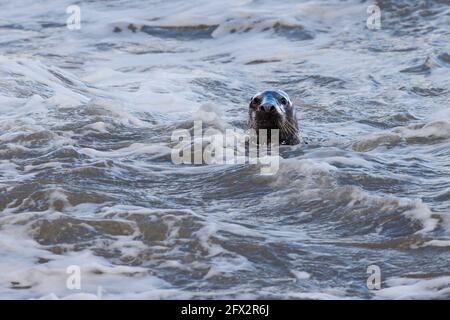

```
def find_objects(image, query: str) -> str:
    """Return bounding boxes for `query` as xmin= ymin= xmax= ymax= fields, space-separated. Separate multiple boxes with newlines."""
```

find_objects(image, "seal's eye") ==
xmin=252 ymin=97 xmax=261 ymax=105
xmin=279 ymin=97 xmax=288 ymax=105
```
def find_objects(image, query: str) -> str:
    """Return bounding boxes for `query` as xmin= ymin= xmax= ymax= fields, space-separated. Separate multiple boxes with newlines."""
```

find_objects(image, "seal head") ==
xmin=248 ymin=90 xmax=300 ymax=145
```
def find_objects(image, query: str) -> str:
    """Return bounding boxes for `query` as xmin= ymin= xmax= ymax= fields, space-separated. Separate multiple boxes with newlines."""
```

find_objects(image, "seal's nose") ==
xmin=259 ymin=93 xmax=278 ymax=113
xmin=259 ymin=104 xmax=276 ymax=112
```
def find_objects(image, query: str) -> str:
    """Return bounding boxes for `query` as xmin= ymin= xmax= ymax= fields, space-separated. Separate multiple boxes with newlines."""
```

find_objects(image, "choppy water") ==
xmin=0 ymin=0 xmax=449 ymax=299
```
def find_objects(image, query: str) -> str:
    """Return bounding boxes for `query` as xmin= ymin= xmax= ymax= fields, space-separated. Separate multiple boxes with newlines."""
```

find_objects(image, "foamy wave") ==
xmin=269 ymin=156 xmax=441 ymax=234
xmin=396 ymin=121 xmax=450 ymax=141
xmin=0 ymin=204 xmax=260 ymax=299
xmin=353 ymin=120 xmax=450 ymax=151
xmin=376 ymin=276 xmax=450 ymax=300
xmin=80 ymin=143 xmax=171 ymax=159
xmin=0 ymin=56 xmax=89 ymax=107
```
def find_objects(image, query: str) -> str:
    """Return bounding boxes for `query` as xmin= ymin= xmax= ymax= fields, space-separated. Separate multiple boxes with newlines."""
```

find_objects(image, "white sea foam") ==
xmin=269 ymin=156 xmax=442 ymax=234
xmin=396 ymin=121 xmax=450 ymax=140
xmin=80 ymin=143 xmax=171 ymax=159
xmin=376 ymin=276 xmax=450 ymax=300
xmin=354 ymin=120 xmax=450 ymax=151
xmin=290 ymin=270 xmax=311 ymax=280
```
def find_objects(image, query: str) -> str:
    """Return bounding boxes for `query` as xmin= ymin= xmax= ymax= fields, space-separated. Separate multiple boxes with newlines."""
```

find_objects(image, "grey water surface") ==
xmin=0 ymin=0 xmax=449 ymax=299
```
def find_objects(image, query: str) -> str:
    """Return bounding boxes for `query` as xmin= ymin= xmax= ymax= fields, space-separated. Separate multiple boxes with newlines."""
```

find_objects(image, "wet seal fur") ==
xmin=248 ymin=90 xmax=300 ymax=145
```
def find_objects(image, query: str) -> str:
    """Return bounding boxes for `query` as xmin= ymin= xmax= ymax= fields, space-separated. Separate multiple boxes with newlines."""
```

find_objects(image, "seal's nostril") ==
xmin=260 ymin=105 xmax=275 ymax=112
